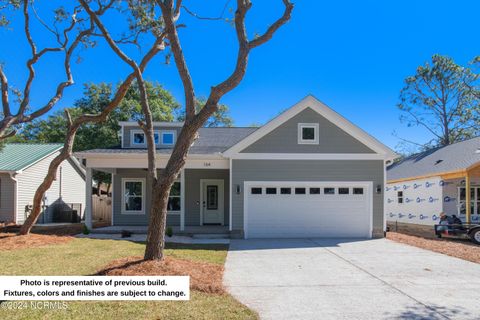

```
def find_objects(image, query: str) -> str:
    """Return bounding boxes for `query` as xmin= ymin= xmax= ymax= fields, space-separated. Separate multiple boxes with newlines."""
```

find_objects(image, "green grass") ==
xmin=0 ymin=238 xmax=257 ymax=320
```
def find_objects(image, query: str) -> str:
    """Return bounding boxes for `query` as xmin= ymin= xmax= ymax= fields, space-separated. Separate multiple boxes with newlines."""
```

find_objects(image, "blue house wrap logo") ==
xmin=403 ymin=184 xmax=410 ymax=190
xmin=413 ymin=183 xmax=422 ymax=189
xmin=438 ymin=180 xmax=452 ymax=186
xmin=419 ymin=214 xmax=429 ymax=220
xmin=408 ymin=214 xmax=416 ymax=219
xmin=398 ymin=213 xmax=405 ymax=218
xmin=425 ymin=181 xmax=436 ymax=188
xmin=432 ymin=214 xmax=439 ymax=221
xmin=416 ymin=197 xmax=426 ymax=203
xmin=389 ymin=212 xmax=396 ymax=218
xmin=405 ymin=198 xmax=413 ymax=203
xmin=394 ymin=186 xmax=400 ymax=191
xmin=387 ymin=198 xmax=393 ymax=203
xmin=473 ymin=216 xmax=480 ymax=222
xmin=429 ymin=197 xmax=439 ymax=203
xmin=444 ymin=196 xmax=456 ymax=202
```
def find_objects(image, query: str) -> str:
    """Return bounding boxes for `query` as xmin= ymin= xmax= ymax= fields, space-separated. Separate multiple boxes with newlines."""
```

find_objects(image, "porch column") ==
xmin=180 ymin=168 xmax=185 ymax=231
xmin=85 ymin=167 xmax=93 ymax=229
xmin=466 ymin=174 xmax=471 ymax=224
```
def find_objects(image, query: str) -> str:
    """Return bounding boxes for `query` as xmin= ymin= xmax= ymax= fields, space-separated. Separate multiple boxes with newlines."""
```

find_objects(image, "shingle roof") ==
xmin=78 ymin=127 xmax=257 ymax=155
xmin=0 ymin=143 xmax=62 ymax=172
xmin=387 ymin=137 xmax=480 ymax=181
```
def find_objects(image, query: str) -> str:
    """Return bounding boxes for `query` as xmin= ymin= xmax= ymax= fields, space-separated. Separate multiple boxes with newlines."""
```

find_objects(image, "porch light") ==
xmin=376 ymin=185 xmax=382 ymax=194
xmin=236 ymin=185 xmax=241 ymax=194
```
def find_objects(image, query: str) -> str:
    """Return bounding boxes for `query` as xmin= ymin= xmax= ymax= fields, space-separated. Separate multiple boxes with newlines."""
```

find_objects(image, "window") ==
xmin=280 ymin=187 xmax=291 ymax=194
xmin=324 ymin=187 xmax=335 ymax=195
xmin=298 ymin=123 xmax=319 ymax=144
xmin=162 ymin=131 xmax=175 ymax=145
xmin=397 ymin=191 xmax=403 ymax=204
xmin=167 ymin=181 xmax=181 ymax=212
xmin=266 ymin=187 xmax=277 ymax=194
xmin=154 ymin=132 xmax=160 ymax=144
xmin=339 ymin=187 xmax=350 ymax=195
xmin=309 ymin=187 xmax=321 ymax=194
xmin=251 ymin=187 xmax=262 ymax=195
xmin=122 ymin=179 xmax=145 ymax=214
xmin=295 ymin=187 xmax=306 ymax=194
xmin=353 ymin=188 xmax=364 ymax=195
xmin=131 ymin=130 xmax=146 ymax=145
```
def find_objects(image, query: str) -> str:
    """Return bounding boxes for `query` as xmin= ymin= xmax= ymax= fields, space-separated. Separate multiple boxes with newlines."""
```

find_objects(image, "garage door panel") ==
xmin=245 ymin=182 xmax=371 ymax=238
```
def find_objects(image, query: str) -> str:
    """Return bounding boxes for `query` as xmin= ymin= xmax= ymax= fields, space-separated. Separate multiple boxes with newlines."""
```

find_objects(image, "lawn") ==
xmin=0 ymin=237 xmax=257 ymax=320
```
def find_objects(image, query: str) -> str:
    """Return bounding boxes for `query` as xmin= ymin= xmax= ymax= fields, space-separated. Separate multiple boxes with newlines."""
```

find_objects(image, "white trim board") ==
xmin=223 ymin=95 xmax=397 ymax=160
xmin=230 ymin=153 xmax=387 ymax=160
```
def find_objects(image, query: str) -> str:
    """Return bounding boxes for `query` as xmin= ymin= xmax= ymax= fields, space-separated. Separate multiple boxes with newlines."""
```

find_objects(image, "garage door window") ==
xmin=397 ymin=191 xmax=403 ymax=204
xmin=309 ymin=187 xmax=321 ymax=194
xmin=324 ymin=187 xmax=335 ymax=195
xmin=280 ymin=187 xmax=291 ymax=194
xmin=295 ymin=187 xmax=306 ymax=194
xmin=353 ymin=188 xmax=364 ymax=195
xmin=266 ymin=187 xmax=277 ymax=194
xmin=339 ymin=188 xmax=350 ymax=195
xmin=251 ymin=187 xmax=262 ymax=195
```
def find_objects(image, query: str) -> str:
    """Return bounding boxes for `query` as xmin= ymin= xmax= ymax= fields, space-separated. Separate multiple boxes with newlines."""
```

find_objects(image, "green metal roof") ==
xmin=0 ymin=143 xmax=63 ymax=172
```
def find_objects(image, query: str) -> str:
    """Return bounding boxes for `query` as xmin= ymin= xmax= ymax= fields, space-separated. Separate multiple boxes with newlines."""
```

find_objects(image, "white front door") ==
xmin=201 ymin=179 xmax=224 ymax=225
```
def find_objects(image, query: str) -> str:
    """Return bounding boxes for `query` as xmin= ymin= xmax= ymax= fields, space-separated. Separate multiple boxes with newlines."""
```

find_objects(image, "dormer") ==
xmin=119 ymin=121 xmax=183 ymax=149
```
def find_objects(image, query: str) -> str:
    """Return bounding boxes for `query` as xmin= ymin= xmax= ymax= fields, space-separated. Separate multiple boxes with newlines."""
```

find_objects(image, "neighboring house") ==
xmin=76 ymin=96 xmax=396 ymax=239
xmin=386 ymin=137 xmax=480 ymax=233
xmin=0 ymin=144 xmax=86 ymax=225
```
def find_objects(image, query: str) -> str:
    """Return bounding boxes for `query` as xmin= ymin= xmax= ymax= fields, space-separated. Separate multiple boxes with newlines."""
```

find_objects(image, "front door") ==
xmin=201 ymin=179 xmax=224 ymax=225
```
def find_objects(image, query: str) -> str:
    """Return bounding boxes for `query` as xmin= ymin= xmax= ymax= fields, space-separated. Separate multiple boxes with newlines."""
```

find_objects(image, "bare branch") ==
xmin=248 ymin=0 xmax=293 ymax=49
xmin=181 ymin=0 xmax=231 ymax=21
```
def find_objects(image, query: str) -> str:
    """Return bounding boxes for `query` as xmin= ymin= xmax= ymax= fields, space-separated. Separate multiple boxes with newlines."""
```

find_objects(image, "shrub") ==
xmin=166 ymin=226 xmax=173 ymax=238
xmin=82 ymin=225 xmax=90 ymax=235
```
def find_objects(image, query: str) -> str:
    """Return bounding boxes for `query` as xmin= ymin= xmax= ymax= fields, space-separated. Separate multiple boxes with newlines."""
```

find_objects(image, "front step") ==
xmin=192 ymin=233 xmax=230 ymax=239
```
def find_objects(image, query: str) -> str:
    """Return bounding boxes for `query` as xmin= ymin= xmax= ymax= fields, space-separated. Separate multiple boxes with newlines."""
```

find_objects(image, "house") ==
xmin=386 ymin=137 xmax=480 ymax=233
xmin=0 ymin=143 xmax=86 ymax=225
xmin=76 ymin=96 xmax=396 ymax=239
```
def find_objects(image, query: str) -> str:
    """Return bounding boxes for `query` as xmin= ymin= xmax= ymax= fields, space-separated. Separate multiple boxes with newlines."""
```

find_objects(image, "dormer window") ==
xmin=298 ymin=123 xmax=319 ymax=144
xmin=161 ymin=131 xmax=175 ymax=145
xmin=131 ymin=130 xmax=146 ymax=146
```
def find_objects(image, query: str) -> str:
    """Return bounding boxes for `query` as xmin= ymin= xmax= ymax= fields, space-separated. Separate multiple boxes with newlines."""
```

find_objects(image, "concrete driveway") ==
xmin=224 ymin=238 xmax=480 ymax=320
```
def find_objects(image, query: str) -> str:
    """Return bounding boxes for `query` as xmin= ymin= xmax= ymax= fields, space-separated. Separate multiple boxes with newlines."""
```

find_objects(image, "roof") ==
xmin=0 ymin=143 xmax=63 ymax=172
xmin=387 ymin=137 xmax=480 ymax=182
xmin=223 ymin=95 xmax=398 ymax=159
xmin=77 ymin=127 xmax=257 ymax=156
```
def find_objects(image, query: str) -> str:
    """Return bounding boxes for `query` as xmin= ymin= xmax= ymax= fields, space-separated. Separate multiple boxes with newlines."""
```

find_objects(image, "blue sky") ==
xmin=1 ymin=0 xmax=480 ymax=150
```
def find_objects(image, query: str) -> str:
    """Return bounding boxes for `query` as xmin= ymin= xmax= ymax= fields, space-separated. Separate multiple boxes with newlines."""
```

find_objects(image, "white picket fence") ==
xmin=92 ymin=195 xmax=112 ymax=224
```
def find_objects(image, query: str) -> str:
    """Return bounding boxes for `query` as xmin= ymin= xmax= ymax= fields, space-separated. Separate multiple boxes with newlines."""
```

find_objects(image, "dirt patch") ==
xmin=96 ymin=256 xmax=225 ymax=295
xmin=387 ymin=232 xmax=480 ymax=264
xmin=0 ymin=232 xmax=73 ymax=251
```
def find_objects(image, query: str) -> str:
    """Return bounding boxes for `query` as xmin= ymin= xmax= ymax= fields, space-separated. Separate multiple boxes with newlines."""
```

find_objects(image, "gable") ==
xmin=240 ymin=107 xmax=375 ymax=154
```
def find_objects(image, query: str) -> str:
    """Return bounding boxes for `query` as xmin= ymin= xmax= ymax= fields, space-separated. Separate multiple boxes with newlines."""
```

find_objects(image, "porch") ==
xmin=83 ymin=165 xmax=232 ymax=232
xmin=91 ymin=225 xmax=230 ymax=237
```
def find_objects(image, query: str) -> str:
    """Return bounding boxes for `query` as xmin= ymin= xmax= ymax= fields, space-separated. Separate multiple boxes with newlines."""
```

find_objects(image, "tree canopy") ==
xmin=397 ymin=54 xmax=480 ymax=152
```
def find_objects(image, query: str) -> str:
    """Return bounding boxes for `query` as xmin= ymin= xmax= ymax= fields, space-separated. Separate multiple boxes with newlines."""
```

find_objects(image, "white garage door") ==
xmin=244 ymin=181 xmax=372 ymax=239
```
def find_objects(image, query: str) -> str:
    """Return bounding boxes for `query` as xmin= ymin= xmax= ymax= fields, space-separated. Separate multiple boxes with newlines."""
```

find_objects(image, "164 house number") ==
xmin=203 ymin=162 xmax=211 ymax=167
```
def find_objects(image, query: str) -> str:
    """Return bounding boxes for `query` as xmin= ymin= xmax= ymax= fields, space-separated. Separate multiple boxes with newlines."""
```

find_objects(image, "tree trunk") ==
xmin=144 ymin=180 xmax=171 ymax=260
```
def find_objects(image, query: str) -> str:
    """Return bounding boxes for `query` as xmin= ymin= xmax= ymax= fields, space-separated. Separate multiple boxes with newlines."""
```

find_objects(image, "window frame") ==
xmin=167 ymin=180 xmax=181 ymax=214
xmin=161 ymin=130 xmax=176 ymax=146
xmin=121 ymin=178 xmax=146 ymax=215
xmin=298 ymin=123 xmax=319 ymax=145
xmin=130 ymin=129 xmax=146 ymax=147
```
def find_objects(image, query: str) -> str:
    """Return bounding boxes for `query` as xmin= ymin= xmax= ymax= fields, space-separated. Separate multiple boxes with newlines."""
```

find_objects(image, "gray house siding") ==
xmin=184 ymin=169 xmax=229 ymax=226
xmin=0 ymin=173 xmax=15 ymax=222
xmin=231 ymin=159 xmax=384 ymax=237
xmin=112 ymin=168 xmax=229 ymax=226
xmin=123 ymin=125 xmax=182 ymax=149
xmin=241 ymin=108 xmax=375 ymax=154
xmin=16 ymin=153 xmax=86 ymax=224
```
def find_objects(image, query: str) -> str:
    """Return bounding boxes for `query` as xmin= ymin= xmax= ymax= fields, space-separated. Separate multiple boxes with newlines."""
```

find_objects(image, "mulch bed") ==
xmin=96 ymin=256 xmax=225 ymax=295
xmin=387 ymin=232 xmax=480 ymax=264
xmin=0 ymin=232 xmax=73 ymax=251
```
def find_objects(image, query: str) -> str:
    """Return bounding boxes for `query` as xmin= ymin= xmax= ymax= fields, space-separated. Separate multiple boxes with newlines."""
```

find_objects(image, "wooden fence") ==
xmin=92 ymin=195 xmax=112 ymax=224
